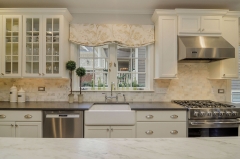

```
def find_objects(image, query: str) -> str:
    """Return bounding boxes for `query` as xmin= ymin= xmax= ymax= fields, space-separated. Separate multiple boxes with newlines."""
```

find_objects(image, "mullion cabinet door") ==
xmin=22 ymin=15 xmax=43 ymax=77
xmin=42 ymin=15 xmax=62 ymax=77
xmin=1 ymin=15 xmax=22 ymax=77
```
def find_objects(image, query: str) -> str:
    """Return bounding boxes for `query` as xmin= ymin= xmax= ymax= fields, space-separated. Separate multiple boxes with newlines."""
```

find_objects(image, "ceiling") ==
xmin=0 ymin=0 xmax=240 ymax=14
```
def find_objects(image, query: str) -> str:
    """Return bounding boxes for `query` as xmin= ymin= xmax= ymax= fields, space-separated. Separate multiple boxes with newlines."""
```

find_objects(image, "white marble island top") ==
xmin=0 ymin=137 xmax=240 ymax=159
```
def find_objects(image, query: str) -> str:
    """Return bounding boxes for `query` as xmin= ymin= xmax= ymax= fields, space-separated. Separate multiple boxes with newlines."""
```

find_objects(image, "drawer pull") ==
xmin=24 ymin=114 xmax=32 ymax=119
xmin=0 ymin=114 xmax=6 ymax=118
xmin=170 ymin=130 xmax=178 ymax=134
xmin=15 ymin=125 xmax=18 ymax=127
xmin=145 ymin=130 xmax=153 ymax=134
xmin=146 ymin=115 xmax=154 ymax=119
xmin=170 ymin=115 xmax=178 ymax=119
xmin=107 ymin=128 xmax=109 ymax=131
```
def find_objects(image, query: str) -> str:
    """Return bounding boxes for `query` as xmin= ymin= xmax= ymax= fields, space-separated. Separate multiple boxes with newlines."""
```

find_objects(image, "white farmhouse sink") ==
xmin=85 ymin=103 xmax=135 ymax=125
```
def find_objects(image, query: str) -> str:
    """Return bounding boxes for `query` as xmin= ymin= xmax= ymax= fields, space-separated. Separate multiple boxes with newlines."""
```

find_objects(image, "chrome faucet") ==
xmin=102 ymin=82 xmax=121 ymax=102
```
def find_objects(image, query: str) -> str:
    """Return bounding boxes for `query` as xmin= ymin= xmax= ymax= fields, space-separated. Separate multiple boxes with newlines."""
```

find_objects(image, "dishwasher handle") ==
xmin=46 ymin=114 xmax=80 ymax=118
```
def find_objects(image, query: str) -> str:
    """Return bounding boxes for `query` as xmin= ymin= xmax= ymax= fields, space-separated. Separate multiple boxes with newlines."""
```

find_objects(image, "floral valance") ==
xmin=69 ymin=24 xmax=154 ymax=47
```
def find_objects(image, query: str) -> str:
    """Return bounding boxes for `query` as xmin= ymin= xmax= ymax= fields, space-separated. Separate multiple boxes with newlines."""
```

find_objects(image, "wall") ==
xmin=0 ymin=63 xmax=227 ymax=102
xmin=71 ymin=13 xmax=153 ymax=25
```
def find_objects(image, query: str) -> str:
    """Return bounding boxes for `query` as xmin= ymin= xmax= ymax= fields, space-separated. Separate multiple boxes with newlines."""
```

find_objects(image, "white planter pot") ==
xmin=78 ymin=94 xmax=83 ymax=103
xmin=68 ymin=94 xmax=74 ymax=103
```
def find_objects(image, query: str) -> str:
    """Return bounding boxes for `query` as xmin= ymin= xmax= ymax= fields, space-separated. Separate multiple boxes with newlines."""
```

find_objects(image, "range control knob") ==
xmin=199 ymin=111 xmax=206 ymax=117
xmin=226 ymin=111 xmax=232 ymax=116
xmin=232 ymin=111 xmax=238 ymax=116
xmin=207 ymin=111 xmax=212 ymax=117
xmin=213 ymin=111 xmax=219 ymax=116
xmin=193 ymin=111 xmax=199 ymax=117
xmin=219 ymin=111 xmax=225 ymax=117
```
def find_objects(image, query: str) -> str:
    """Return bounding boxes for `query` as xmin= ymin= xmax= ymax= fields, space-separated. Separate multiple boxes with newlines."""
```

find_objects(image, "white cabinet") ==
xmin=1 ymin=15 xmax=22 ymax=77
xmin=178 ymin=16 xmax=222 ymax=34
xmin=136 ymin=111 xmax=187 ymax=138
xmin=0 ymin=16 xmax=2 ymax=77
xmin=0 ymin=8 xmax=72 ymax=78
xmin=84 ymin=126 xmax=135 ymax=138
xmin=154 ymin=16 xmax=178 ymax=79
xmin=0 ymin=111 xmax=42 ymax=138
xmin=208 ymin=17 xmax=239 ymax=79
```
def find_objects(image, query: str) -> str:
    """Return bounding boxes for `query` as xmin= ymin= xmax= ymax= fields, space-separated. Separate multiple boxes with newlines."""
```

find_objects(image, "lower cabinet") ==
xmin=0 ymin=121 xmax=42 ymax=138
xmin=0 ymin=111 xmax=42 ymax=138
xmin=85 ymin=126 xmax=135 ymax=138
xmin=136 ymin=122 xmax=186 ymax=138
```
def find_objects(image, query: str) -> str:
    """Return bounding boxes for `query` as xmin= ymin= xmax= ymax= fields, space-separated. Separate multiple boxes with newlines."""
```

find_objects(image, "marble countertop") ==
xmin=0 ymin=101 xmax=187 ymax=110
xmin=0 ymin=137 xmax=239 ymax=159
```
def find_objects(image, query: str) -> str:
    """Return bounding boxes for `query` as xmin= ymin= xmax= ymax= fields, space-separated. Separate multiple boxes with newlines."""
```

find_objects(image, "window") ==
xmin=77 ymin=44 xmax=149 ymax=91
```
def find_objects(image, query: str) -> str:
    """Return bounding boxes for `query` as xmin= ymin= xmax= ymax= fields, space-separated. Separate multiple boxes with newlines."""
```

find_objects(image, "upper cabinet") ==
xmin=1 ymin=15 xmax=22 ymax=77
xmin=178 ymin=16 xmax=222 ymax=34
xmin=0 ymin=8 xmax=72 ymax=78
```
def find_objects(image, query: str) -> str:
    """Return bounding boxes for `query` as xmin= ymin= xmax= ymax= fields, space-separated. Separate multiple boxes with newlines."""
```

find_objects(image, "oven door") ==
xmin=188 ymin=119 xmax=240 ymax=137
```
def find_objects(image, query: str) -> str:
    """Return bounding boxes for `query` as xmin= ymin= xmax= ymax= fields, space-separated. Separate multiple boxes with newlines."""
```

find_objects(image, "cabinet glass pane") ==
xmin=53 ymin=62 xmax=59 ymax=74
xmin=46 ymin=56 xmax=52 ymax=62
xmin=53 ymin=19 xmax=59 ymax=31
xmin=26 ymin=56 xmax=32 ymax=62
xmin=33 ymin=62 xmax=39 ymax=73
xmin=5 ymin=62 xmax=11 ymax=74
xmin=46 ymin=44 xmax=52 ymax=55
xmin=46 ymin=62 xmax=52 ymax=73
xmin=26 ymin=44 xmax=32 ymax=55
xmin=53 ymin=44 xmax=59 ymax=55
xmin=12 ymin=62 xmax=18 ymax=74
xmin=12 ymin=19 xmax=19 ymax=31
xmin=13 ymin=43 xmax=18 ymax=55
xmin=33 ymin=44 xmax=39 ymax=55
xmin=46 ymin=19 xmax=52 ymax=32
xmin=26 ymin=19 xmax=32 ymax=31
xmin=26 ymin=62 xmax=32 ymax=73
xmin=6 ymin=18 xmax=12 ymax=31
xmin=33 ymin=18 xmax=39 ymax=31
xmin=6 ymin=44 xmax=11 ymax=55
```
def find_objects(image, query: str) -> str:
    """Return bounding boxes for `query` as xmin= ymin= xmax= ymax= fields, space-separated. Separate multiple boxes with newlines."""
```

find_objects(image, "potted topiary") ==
xmin=76 ymin=67 xmax=86 ymax=103
xmin=66 ymin=60 xmax=76 ymax=103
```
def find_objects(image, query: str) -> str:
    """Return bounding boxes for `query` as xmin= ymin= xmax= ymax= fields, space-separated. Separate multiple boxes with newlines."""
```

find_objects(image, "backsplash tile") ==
xmin=0 ymin=63 xmax=227 ymax=102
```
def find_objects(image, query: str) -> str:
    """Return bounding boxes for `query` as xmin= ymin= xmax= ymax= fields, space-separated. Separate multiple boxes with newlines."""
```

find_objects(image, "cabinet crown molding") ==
xmin=152 ymin=9 xmax=177 ymax=22
xmin=175 ymin=9 xmax=229 ymax=16
xmin=0 ymin=8 xmax=72 ymax=21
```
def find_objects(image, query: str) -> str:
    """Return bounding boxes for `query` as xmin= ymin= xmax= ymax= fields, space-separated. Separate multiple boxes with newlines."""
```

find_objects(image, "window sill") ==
xmin=72 ymin=89 xmax=155 ymax=92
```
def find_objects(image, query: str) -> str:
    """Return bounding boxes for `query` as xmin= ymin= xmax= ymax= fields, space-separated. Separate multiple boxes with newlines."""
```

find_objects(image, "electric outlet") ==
xmin=218 ymin=89 xmax=224 ymax=93
xmin=38 ymin=87 xmax=45 ymax=91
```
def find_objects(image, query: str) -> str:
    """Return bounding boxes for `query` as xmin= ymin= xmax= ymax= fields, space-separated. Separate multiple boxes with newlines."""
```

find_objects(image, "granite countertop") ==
xmin=0 ymin=101 xmax=187 ymax=110
xmin=0 ymin=137 xmax=239 ymax=159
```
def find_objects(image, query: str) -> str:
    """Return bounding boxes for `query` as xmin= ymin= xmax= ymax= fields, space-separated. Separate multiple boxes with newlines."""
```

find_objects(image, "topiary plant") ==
xmin=66 ymin=60 xmax=76 ymax=94
xmin=76 ymin=67 xmax=86 ymax=94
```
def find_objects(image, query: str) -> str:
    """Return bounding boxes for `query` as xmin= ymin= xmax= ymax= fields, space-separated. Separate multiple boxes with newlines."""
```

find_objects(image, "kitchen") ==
xmin=0 ymin=0 xmax=240 ymax=158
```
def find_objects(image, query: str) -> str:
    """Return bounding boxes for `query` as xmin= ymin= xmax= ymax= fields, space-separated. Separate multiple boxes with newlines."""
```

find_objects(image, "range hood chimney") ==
xmin=178 ymin=36 xmax=235 ymax=63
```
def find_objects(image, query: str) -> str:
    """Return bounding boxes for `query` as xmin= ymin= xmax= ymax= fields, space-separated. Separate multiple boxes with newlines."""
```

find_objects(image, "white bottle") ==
xmin=18 ymin=88 xmax=26 ymax=103
xmin=10 ymin=85 xmax=17 ymax=102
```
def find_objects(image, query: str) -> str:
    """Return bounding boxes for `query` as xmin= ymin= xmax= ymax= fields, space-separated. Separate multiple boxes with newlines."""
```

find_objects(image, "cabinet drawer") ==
xmin=136 ymin=122 xmax=187 ymax=138
xmin=136 ymin=111 xmax=186 ymax=122
xmin=0 ymin=111 xmax=42 ymax=121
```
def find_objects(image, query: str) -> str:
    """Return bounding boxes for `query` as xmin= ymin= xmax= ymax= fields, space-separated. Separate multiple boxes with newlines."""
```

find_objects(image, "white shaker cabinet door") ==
xmin=84 ymin=126 xmax=110 ymax=138
xmin=201 ymin=16 xmax=222 ymax=34
xmin=178 ymin=16 xmax=201 ymax=34
xmin=15 ymin=122 xmax=42 ymax=138
xmin=0 ymin=122 xmax=15 ymax=137
xmin=110 ymin=126 xmax=135 ymax=138
xmin=0 ymin=16 xmax=2 ymax=77
xmin=155 ymin=16 xmax=178 ymax=79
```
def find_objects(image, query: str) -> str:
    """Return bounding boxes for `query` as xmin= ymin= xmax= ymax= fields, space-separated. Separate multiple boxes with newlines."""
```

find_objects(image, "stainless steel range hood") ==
xmin=178 ymin=36 xmax=235 ymax=63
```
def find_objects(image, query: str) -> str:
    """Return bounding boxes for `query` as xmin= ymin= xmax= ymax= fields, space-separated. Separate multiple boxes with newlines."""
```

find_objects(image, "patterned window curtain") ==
xmin=69 ymin=24 xmax=154 ymax=47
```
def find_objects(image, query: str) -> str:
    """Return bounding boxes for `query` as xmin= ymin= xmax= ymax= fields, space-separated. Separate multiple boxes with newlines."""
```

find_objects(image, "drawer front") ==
xmin=136 ymin=122 xmax=187 ymax=138
xmin=137 ymin=111 xmax=186 ymax=122
xmin=0 ymin=111 xmax=42 ymax=121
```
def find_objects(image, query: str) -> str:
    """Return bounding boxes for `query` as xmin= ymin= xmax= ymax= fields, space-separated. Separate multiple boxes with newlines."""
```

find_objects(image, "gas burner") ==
xmin=172 ymin=100 xmax=235 ymax=108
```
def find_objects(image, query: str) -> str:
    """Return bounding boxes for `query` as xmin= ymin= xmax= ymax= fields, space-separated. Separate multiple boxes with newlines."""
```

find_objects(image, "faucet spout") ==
xmin=111 ymin=82 xmax=115 ymax=96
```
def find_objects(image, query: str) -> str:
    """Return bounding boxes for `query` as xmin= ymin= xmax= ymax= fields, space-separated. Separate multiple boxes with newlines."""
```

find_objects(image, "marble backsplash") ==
xmin=0 ymin=63 xmax=227 ymax=102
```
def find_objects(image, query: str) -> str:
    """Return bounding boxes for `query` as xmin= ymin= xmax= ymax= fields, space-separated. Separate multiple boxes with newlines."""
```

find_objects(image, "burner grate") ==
xmin=172 ymin=100 xmax=235 ymax=108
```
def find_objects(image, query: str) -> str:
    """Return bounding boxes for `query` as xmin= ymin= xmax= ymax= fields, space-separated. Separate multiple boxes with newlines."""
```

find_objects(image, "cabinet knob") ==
xmin=15 ymin=125 xmax=18 ymax=127
xmin=145 ymin=130 xmax=154 ymax=134
xmin=42 ymin=73 xmax=45 ymax=76
xmin=24 ymin=114 xmax=32 ymax=119
xmin=39 ymin=73 xmax=41 ymax=75
xmin=146 ymin=115 xmax=154 ymax=119
xmin=170 ymin=115 xmax=178 ymax=119
xmin=202 ymin=28 xmax=204 ymax=31
xmin=170 ymin=130 xmax=178 ymax=134
xmin=223 ymin=74 xmax=225 ymax=76
xmin=111 ymin=128 xmax=113 ymax=132
xmin=198 ymin=28 xmax=201 ymax=31
xmin=107 ymin=128 xmax=109 ymax=131
xmin=1 ymin=73 xmax=4 ymax=75
xmin=11 ymin=124 xmax=14 ymax=127
xmin=0 ymin=114 xmax=6 ymax=118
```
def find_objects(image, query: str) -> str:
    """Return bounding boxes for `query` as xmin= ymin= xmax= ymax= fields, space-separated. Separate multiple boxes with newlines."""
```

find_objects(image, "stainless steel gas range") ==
xmin=173 ymin=100 xmax=240 ymax=137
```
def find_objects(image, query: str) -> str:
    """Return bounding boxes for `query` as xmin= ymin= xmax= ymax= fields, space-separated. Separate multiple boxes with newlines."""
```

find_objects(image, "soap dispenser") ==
xmin=10 ymin=85 xmax=17 ymax=102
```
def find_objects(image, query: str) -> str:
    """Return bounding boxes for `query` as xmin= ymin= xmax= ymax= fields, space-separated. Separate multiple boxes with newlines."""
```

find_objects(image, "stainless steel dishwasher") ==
xmin=43 ymin=111 xmax=83 ymax=138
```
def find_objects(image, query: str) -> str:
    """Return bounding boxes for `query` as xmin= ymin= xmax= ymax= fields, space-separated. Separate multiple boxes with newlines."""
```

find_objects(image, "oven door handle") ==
xmin=190 ymin=121 xmax=240 ymax=125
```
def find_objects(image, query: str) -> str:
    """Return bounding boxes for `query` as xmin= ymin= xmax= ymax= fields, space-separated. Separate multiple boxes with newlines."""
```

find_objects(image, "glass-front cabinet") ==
xmin=43 ymin=16 xmax=61 ymax=77
xmin=1 ymin=15 xmax=22 ymax=77
xmin=23 ymin=16 xmax=42 ymax=77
